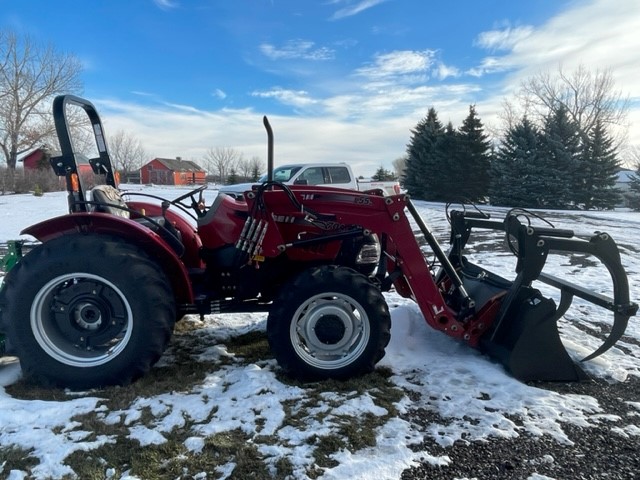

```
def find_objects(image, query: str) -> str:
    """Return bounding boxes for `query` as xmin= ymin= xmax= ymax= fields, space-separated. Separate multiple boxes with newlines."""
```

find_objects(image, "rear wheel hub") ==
xmin=31 ymin=273 xmax=133 ymax=367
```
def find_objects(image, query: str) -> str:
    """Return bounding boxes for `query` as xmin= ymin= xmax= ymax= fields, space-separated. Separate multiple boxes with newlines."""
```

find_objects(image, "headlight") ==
xmin=355 ymin=234 xmax=380 ymax=265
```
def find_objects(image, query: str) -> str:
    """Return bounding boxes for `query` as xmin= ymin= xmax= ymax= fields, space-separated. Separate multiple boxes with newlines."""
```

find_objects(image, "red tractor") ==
xmin=0 ymin=95 xmax=636 ymax=389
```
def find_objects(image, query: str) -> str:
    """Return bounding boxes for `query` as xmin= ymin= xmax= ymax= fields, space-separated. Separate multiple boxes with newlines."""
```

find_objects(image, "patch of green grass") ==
xmin=312 ymin=434 xmax=344 ymax=468
xmin=63 ymin=438 xmax=137 ymax=480
xmin=66 ymin=427 xmax=261 ymax=480
xmin=4 ymin=380 xmax=80 ymax=401
xmin=204 ymin=430 xmax=268 ymax=474
xmin=224 ymin=330 xmax=273 ymax=365
xmin=69 ymin=410 xmax=129 ymax=439
xmin=0 ymin=446 xmax=39 ymax=474
xmin=273 ymin=455 xmax=295 ymax=478
xmin=337 ymin=413 xmax=379 ymax=450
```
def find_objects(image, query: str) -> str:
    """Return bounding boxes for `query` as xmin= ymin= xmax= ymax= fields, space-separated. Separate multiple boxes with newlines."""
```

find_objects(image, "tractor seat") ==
xmin=89 ymin=185 xmax=185 ymax=257
xmin=90 ymin=185 xmax=130 ymax=218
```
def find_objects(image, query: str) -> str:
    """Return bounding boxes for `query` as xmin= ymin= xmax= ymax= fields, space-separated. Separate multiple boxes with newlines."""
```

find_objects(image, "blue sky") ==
xmin=2 ymin=0 xmax=639 ymax=176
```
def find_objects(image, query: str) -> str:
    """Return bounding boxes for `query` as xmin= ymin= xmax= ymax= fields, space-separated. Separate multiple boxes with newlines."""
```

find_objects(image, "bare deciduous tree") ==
xmin=0 ymin=31 xmax=83 ymax=169
xmin=517 ymin=64 xmax=630 ymax=146
xmin=248 ymin=156 xmax=263 ymax=181
xmin=236 ymin=155 xmax=264 ymax=181
xmin=237 ymin=156 xmax=252 ymax=181
xmin=203 ymin=146 xmax=241 ymax=184
xmin=391 ymin=156 xmax=407 ymax=181
xmin=108 ymin=130 xmax=147 ymax=174
xmin=622 ymin=145 xmax=640 ymax=170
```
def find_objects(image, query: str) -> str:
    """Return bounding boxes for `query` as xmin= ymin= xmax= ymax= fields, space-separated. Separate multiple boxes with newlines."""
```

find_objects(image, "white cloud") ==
xmin=330 ymin=0 xmax=389 ymax=20
xmin=474 ymin=25 xmax=534 ymax=51
xmin=260 ymin=40 xmax=334 ymax=61
xmin=324 ymin=84 xmax=480 ymax=119
xmin=212 ymin=89 xmax=227 ymax=100
xmin=466 ymin=56 xmax=513 ymax=78
xmin=94 ymin=97 xmax=413 ymax=176
xmin=356 ymin=50 xmax=437 ymax=83
xmin=251 ymin=88 xmax=318 ymax=108
xmin=153 ymin=0 xmax=178 ymax=10
xmin=131 ymin=91 xmax=157 ymax=98
xmin=435 ymin=63 xmax=460 ymax=81
xmin=471 ymin=1 xmax=640 ymax=98
xmin=464 ymin=0 xmax=640 ymax=147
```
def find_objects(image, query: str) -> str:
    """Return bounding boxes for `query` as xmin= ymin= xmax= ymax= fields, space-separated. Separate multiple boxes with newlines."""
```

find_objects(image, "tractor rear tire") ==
xmin=267 ymin=266 xmax=391 ymax=380
xmin=1 ymin=234 xmax=175 ymax=389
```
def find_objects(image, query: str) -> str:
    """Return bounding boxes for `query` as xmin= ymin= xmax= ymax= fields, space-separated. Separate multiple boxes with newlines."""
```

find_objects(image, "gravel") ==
xmin=401 ymin=377 xmax=640 ymax=480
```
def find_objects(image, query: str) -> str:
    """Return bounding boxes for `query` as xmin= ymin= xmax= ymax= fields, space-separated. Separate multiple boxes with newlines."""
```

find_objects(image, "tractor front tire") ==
xmin=267 ymin=266 xmax=391 ymax=380
xmin=1 ymin=234 xmax=175 ymax=389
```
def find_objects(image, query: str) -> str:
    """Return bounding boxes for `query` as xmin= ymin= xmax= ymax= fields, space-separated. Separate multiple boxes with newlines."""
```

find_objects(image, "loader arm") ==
xmin=243 ymin=187 xmax=522 ymax=343
xmin=244 ymin=184 xmax=636 ymax=381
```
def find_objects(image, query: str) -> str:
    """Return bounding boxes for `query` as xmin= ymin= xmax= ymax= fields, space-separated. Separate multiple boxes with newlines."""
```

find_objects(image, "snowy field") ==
xmin=0 ymin=185 xmax=639 ymax=479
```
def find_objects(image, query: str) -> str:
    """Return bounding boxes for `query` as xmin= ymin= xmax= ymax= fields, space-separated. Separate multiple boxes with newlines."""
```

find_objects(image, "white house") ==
xmin=616 ymin=169 xmax=637 ymax=207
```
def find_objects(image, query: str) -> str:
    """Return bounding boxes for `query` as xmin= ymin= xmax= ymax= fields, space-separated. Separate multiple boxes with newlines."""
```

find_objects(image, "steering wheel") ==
xmin=171 ymin=184 xmax=208 ymax=217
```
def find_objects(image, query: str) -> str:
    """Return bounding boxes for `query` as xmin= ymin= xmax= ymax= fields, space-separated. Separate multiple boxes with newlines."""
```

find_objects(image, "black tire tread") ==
xmin=267 ymin=265 xmax=391 ymax=380
xmin=1 ymin=234 xmax=175 ymax=389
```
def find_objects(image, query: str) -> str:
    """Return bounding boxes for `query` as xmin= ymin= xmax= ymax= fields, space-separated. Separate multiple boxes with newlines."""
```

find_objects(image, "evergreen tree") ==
xmin=538 ymin=106 xmax=581 ymax=208
xmin=372 ymin=166 xmax=395 ymax=181
xmin=490 ymin=116 xmax=543 ymax=207
xmin=250 ymin=164 xmax=261 ymax=182
xmin=226 ymin=168 xmax=238 ymax=185
xmin=577 ymin=119 xmax=621 ymax=210
xmin=430 ymin=122 xmax=462 ymax=202
xmin=404 ymin=107 xmax=444 ymax=199
xmin=457 ymin=105 xmax=492 ymax=202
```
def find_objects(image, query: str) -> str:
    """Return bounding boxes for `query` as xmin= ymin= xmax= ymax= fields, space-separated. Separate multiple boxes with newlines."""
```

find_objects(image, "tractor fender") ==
xmin=21 ymin=213 xmax=194 ymax=304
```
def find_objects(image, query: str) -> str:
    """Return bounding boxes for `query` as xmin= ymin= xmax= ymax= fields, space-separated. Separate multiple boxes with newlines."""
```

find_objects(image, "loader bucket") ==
xmin=479 ymin=286 xmax=590 ymax=381
xmin=446 ymin=210 xmax=638 ymax=382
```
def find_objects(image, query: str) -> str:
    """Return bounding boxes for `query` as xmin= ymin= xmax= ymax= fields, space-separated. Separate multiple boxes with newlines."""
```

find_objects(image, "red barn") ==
xmin=140 ymin=157 xmax=206 ymax=186
xmin=21 ymin=147 xmax=93 ymax=175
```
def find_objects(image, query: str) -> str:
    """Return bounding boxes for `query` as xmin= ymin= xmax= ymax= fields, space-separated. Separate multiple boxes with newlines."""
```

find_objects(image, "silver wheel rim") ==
xmin=289 ymin=292 xmax=370 ymax=369
xmin=30 ymin=273 xmax=133 ymax=367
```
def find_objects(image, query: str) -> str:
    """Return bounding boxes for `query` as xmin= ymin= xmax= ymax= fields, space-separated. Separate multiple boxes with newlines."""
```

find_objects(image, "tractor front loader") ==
xmin=0 ymin=94 xmax=636 ymax=389
xmin=240 ymin=184 xmax=637 ymax=382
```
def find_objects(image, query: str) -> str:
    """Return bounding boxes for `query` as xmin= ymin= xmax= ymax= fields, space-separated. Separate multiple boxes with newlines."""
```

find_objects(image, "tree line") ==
xmin=403 ymin=66 xmax=636 ymax=210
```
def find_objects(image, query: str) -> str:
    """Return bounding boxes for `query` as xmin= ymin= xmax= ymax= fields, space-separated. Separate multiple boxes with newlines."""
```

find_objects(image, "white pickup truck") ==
xmin=219 ymin=163 xmax=401 ymax=199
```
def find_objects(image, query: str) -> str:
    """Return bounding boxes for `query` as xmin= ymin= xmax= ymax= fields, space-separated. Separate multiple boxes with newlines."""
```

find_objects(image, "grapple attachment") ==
xmin=445 ymin=209 xmax=638 ymax=382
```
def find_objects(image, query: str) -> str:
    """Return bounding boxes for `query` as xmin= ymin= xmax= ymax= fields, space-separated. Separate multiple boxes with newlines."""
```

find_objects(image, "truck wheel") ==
xmin=267 ymin=266 xmax=391 ymax=380
xmin=1 ymin=235 xmax=175 ymax=389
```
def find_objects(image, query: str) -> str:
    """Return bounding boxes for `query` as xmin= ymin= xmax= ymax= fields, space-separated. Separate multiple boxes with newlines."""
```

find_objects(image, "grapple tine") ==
xmin=537 ymin=231 xmax=639 ymax=363
xmin=582 ymin=312 xmax=630 ymax=362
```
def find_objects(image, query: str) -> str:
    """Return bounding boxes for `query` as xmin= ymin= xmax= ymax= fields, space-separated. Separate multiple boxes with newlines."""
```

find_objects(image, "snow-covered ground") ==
xmin=1 ymin=185 xmax=639 ymax=479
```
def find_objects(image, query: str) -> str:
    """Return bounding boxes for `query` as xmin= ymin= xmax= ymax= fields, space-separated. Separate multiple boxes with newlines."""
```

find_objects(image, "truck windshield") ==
xmin=258 ymin=166 xmax=302 ymax=183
